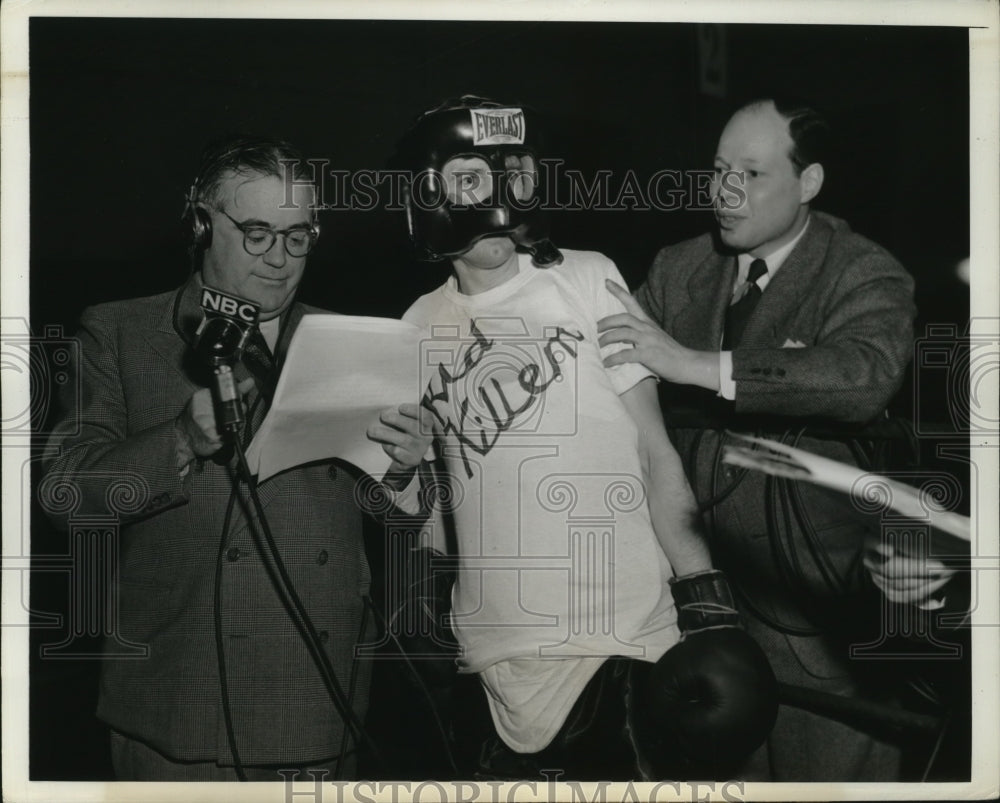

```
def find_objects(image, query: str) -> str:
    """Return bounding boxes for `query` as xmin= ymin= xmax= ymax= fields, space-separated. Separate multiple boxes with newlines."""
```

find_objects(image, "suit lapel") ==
xmin=741 ymin=216 xmax=832 ymax=348
xmin=676 ymin=250 xmax=736 ymax=350
xmin=142 ymin=276 xmax=203 ymax=388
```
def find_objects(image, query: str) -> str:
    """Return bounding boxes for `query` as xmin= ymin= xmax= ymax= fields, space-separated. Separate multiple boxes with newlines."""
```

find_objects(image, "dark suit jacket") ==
xmin=43 ymin=275 xmax=371 ymax=765
xmin=635 ymin=211 xmax=916 ymax=666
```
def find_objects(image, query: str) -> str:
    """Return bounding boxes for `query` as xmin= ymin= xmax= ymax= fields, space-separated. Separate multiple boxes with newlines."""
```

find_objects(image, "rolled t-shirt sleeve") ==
xmin=592 ymin=258 xmax=655 ymax=396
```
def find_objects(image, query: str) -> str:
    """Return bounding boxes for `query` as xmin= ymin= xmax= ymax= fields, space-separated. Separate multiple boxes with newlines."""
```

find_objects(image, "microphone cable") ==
xmin=336 ymin=598 xmax=371 ymax=775
xmin=209 ymin=385 xmax=388 ymax=779
xmin=228 ymin=435 xmax=389 ymax=777
xmin=213 ymin=473 xmax=249 ymax=781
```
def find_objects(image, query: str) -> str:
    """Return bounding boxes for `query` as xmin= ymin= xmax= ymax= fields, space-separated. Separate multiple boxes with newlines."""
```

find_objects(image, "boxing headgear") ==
xmin=394 ymin=95 xmax=563 ymax=267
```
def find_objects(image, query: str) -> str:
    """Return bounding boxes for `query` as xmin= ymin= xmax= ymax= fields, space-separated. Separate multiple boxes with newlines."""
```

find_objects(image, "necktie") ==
xmin=723 ymin=258 xmax=768 ymax=350
xmin=239 ymin=330 xmax=277 ymax=446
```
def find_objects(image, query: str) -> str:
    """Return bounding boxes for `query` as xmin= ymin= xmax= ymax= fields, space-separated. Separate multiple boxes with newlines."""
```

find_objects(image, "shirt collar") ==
xmin=734 ymin=215 xmax=811 ymax=296
xmin=258 ymin=317 xmax=280 ymax=352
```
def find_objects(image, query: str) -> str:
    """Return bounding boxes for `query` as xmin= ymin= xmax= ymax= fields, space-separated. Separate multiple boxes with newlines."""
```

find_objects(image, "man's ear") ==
xmin=799 ymin=163 xmax=824 ymax=204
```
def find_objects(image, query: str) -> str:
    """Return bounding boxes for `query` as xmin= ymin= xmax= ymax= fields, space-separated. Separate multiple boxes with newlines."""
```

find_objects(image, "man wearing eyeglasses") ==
xmin=172 ymin=138 xmax=321 ymax=462
xmin=43 ymin=135 xmax=405 ymax=781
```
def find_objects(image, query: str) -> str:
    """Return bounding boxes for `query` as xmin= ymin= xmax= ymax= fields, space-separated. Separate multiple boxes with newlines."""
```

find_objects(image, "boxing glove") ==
xmin=632 ymin=569 xmax=778 ymax=777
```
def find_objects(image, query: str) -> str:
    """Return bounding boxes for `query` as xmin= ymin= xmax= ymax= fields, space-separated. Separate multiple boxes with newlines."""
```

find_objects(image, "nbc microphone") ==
xmin=194 ymin=287 xmax=260 ymax=433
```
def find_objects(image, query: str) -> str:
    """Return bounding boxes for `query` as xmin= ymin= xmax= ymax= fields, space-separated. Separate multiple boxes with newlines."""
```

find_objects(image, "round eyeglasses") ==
xmin=218 ymin=208 xmax=319 ymax=258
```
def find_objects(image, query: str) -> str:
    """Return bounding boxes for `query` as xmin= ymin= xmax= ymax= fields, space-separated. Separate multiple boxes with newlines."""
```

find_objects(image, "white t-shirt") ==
xmin=403 ymin=249 xmax=679 ymax=752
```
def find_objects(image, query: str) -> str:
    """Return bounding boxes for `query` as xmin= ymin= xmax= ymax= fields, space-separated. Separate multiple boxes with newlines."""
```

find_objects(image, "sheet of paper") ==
xmin=722 ymin=435 xmax=971 ymax=541
xmin=245 ymin=314 xmax=425 ymax=482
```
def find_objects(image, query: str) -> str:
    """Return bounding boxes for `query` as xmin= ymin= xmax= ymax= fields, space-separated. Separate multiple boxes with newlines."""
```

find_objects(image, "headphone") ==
xmin=184 ymin=185 xmax=215 ymax=251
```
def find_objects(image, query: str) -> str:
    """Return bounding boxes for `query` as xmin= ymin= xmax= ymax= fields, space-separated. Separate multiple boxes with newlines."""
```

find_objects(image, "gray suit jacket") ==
xmin=43 ymin=275 xmax=371 ymax=765
xmin=636 ymin=211 xmax=915 ymax=661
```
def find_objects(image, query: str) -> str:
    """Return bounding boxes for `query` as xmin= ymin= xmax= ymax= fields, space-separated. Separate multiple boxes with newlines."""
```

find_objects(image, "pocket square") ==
xmin=782 ymin=339 xmax=806 ymax=348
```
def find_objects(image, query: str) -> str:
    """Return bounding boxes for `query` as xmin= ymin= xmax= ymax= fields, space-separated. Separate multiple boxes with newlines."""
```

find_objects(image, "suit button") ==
xmin=762 ymin=368 xmax=772 ymax=376
xmin=750 ymin=368 xmax=761 ymax=374
xmin=317 ymin=550 xmax=329 ymax=565
xmin=328 ymin=465 xmax=338 ymax=480
xmin=776 ymin=368 xmax=786 ymax=377
xmin=226 ymin=547 xmax=241 ymax=562
xmin=320 ymin=630 xmax=330 ymax=644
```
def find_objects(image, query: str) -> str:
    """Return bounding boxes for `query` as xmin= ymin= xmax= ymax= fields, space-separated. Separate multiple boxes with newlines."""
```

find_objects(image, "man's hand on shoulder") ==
xmin=598 ymin=280 xmax=721 ymax=392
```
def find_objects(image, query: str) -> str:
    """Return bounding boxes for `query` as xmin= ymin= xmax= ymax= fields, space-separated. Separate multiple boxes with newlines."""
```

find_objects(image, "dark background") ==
xmin=26 ymin=18 xmax=971 ymax=780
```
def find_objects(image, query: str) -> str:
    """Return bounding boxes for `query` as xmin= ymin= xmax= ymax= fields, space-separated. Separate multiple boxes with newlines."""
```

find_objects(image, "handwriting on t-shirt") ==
xmin=421 ymin=320 xmax=584 ymax=478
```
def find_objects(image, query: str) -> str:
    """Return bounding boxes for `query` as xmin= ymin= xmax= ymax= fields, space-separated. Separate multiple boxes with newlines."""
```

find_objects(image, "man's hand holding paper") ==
xmin=367 ymin=402 xmax=436 ymax=490
xmin=863 ymin=537 xmax=956 ymax=608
